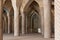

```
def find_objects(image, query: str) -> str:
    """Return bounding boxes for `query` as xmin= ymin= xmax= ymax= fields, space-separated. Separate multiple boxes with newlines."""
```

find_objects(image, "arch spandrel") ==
xmin=20 ymin=0 xmax=41 ymax=15
xmin=21 ymin=0 xmax=43 ymax=13
xmin=20 ymin=0 xmax=34 ymax=13
xmin=23 ymin=0 xmax=40 ymax=15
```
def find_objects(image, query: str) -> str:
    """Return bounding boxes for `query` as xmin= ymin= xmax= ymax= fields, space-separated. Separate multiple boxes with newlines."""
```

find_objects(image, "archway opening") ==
xmin=24 ymin=1 xmax=41 ymax=34
xmin=3 ymin=8 xmax=8 ymax=34
xmin=29 ymin=11 xmax=41 ymax=33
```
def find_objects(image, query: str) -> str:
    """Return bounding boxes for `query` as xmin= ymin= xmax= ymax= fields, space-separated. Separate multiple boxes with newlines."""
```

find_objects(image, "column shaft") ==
xmin=7 ymin=13 xmax=10 ymax=34
xmin=14 ymin=8 xmax=19 ymax=36
xmin=40 ymin=8 xmax=44 ymax=35
xmin=43 ymin=0 xmax=51 ymax=38
xmin=0 ymin=0 xmax=3 ymax=40
xmin=4 ymin=17 xmax=7 ymax=33
xmin=26 ymin=16 xmax=27 ymax=33
xmin=22 ymin=14 xmax=25 ymax=34
xmin=11 ymin=0 xmax=20 ymax=36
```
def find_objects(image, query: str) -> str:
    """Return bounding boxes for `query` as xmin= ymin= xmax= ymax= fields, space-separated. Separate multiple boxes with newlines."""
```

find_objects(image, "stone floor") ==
xmin=3 ymin=33 xmax=54 ymax=40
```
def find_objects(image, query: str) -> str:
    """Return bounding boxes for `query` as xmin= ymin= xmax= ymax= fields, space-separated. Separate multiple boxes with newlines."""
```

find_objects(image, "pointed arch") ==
xmin=23 ymin=0 xmax=40 ymax=14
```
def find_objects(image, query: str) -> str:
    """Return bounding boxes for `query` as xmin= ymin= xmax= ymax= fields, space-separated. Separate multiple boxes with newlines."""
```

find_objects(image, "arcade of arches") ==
xmin=0 ymin=0 xmax=60 ymax=40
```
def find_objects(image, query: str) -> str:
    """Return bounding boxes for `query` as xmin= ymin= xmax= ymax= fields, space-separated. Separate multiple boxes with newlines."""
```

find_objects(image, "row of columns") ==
xmin=0 ymin=0 xmax=52 ymax=38
xmin=3 ymin=10 xmax=25 ymax=35
xmin=0 ymin=0 xmax=53 ymax=40
xmin=5 ymin=0 xmax=52 ymax=38
xmin=3 ymin=9 xmax=11 ymax=34
xmin=11 ymin=0 xmax=25 ymax=36
xmin=11 ymin=0 xmax=52 ymax=38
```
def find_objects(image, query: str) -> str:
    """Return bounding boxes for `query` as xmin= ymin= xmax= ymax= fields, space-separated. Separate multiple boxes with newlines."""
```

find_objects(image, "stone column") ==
xmin=55 ymin=0 xmax=60 ymax=40
xmin=14 ymin=8 xmax=19 ymax=36
xmin=40 ymin=8 xmax=44 ymax=35
xmin=0 ymin=0 xmax=3 ymax=40
xmin=21 ymin=13 xmax=25 ymax=34
xmin=11 ymin=0 xmax=20 ymax=36
xmin=43 ymin=0 xmax=51 ymax=38
xmin=3 ymin=19 xmax=5 ymax=33
xmin=7 ymin=12 xmax=10 ymax=34
xmin=4 ymin=17 xmax=7 ymax=33
xmin=26 ymin=16 xmax=27 ymax=33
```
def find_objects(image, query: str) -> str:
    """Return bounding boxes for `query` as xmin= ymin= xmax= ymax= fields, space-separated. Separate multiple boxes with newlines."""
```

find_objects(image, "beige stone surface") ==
xmin=43 ymin=0 xmax=51 ymax=38
xmin=3 ymin=34 xmax=54 ymax=40
xmin=55 ymin=0 xmax=60 ymax=40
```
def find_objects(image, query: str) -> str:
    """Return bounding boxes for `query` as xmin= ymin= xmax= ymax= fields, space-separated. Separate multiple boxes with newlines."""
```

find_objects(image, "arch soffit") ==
xmin=29 ymin=10 xmax=39 ymax=17
xmin=21 ymin=0 xmax=41 ymax=12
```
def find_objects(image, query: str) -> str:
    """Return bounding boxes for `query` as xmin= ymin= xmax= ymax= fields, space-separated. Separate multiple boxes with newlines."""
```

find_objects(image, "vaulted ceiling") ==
xmin=3 ymin=0 xmax=54 ymax=14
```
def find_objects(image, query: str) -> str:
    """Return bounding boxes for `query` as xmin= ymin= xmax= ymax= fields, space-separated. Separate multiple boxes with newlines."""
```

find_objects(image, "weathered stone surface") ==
xmin=55 ymin=0 xmax=60 ymax=40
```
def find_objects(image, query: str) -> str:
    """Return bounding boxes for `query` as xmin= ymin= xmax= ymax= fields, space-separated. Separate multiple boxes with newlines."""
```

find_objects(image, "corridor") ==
xmin=0 ymin=0 xmax=55 ymax=40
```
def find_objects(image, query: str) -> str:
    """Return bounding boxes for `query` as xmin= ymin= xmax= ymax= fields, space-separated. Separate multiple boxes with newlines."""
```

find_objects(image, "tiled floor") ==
xmin=3 ymin=34 xmax=54 ymax=40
